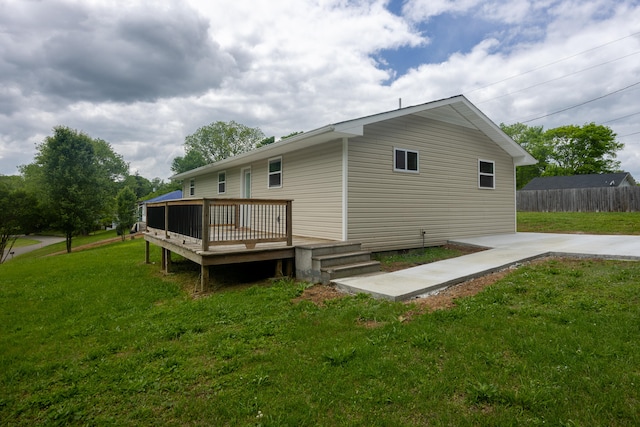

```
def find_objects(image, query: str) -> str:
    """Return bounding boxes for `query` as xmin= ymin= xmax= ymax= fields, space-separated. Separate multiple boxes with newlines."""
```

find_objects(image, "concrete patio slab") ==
xmin=332 ymin=233 xmax=640 ymax=301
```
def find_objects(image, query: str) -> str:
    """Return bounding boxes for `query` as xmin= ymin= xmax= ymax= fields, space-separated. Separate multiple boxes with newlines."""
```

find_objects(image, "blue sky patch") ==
xmin=377 ymin=12 xmax=515 ymax=78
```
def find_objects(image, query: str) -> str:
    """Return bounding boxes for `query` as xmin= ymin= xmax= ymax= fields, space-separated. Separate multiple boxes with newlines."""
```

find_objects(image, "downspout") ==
xmin=513 ymin=162 xmax=518 ymax=233
xmin=342 ymin=137 xmax=349 ymax=241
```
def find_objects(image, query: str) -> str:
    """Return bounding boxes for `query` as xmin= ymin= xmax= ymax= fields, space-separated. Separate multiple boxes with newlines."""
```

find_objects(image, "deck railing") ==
xmin=146 ymin=198 xmax=293 ymax=250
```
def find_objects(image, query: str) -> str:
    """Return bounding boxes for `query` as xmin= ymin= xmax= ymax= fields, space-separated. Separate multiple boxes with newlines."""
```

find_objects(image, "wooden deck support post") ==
xmin=275 ymin=259 xmax=283 ymax=277
xmin=161 ymin=247 xmax=166 ymax=272
xmin=202 ymin=199 xmax=210 ymax=251
xmin=200 ymin=264 xmax=209 ymax=292
xmin=165 ymin=249 xmax=172 ymax=273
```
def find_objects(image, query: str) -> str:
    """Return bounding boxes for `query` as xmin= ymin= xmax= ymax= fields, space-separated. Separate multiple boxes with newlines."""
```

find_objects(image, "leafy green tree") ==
xmin=256 ymin=136 xmax=275 ymax=148
xmin=33 ymin=126 xmax=104 ymax=253
xmin=172 ymin=121 xmax=265 ymax=174
xmin=122 ymin=173 xmax=154 ymax=198
xmin=115 ymin=186 xmax=137 ymax=240
xmin=90 ymin=138 xmax=129 ymax=228
xmin=501 ymin=123 xmax=548 ymax=189
xmin=171 ymin=150 xmax=207 ymax=174
xmin=543 ymin=123 xmax=623 ymax=176
xmin=0 ymin=175 xmax=26 ymax=191
xmin=0 ymin=187 xmax=40 ymax=263
xmin=502 ymin=122 xmax=624 ymax=188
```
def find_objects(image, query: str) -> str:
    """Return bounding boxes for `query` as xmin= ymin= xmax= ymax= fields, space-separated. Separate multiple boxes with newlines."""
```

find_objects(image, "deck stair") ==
xmin=295 ymin=241 xmax=380 ymax=284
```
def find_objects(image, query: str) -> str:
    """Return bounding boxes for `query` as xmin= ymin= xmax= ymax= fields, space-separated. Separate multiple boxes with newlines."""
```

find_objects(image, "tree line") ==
xmin=500 ymin=122 xmax=624 ymax=189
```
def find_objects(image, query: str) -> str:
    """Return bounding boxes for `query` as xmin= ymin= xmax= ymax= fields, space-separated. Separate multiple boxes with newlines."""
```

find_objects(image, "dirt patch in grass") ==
xmin=292 ymin=283 xmax=347 ymax=306
xmin=402 ymin=269 xmax=513 ymax=317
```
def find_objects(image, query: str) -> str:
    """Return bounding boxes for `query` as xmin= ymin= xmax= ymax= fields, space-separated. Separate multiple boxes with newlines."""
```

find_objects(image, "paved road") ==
xmin=4 ymin=236 xmax=66 ymax=261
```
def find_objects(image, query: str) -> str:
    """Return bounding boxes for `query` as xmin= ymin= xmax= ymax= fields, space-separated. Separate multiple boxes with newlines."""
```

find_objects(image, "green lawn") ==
xmin=1 ymin=237 xmax=639 ymax=425
xmin=518 ymin=211 xmax=640 ymax=234
xmin=10 ymin=238 xmax=40 ymax=248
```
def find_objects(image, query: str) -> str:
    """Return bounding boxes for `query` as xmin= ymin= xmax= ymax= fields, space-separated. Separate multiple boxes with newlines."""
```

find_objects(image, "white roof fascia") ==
xmin=449 ymin=97 xmax=537 ymax=166
xmin=172 ymin=95 xmax=536 ymax=180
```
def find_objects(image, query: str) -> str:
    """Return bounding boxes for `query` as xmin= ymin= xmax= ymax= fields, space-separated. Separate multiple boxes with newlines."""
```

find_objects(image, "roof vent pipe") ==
xmin=399 ymin=98 xmax=402 ymax=109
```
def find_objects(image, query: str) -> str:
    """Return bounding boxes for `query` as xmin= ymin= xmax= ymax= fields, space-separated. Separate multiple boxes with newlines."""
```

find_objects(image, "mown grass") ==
xmin=374 ymin=246 xmax=471 ymax=271
xmin=14 ymin=230 xmax=120 ymax=259
xmin=10 ymin=238 xmax=40 ymax=248
xmin=1 ymin=239 xmax=639 ymax=425
xmin=518 ymin=211 xmax=640 ymax=235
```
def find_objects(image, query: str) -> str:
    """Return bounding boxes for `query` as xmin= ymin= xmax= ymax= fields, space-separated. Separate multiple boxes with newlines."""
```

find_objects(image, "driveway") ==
xmin=333 ymin=233 xmax=640 ymax=301
xmin=4 ymin=236 xmax=66 ymax=261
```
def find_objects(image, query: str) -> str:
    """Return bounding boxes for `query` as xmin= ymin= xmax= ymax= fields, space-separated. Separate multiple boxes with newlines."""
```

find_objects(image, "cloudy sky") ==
xmin=1 ymin=0 xmax=639 ymax=181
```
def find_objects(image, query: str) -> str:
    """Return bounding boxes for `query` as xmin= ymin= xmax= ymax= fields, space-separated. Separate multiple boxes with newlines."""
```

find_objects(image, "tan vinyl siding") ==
xmin=250 ymin=140 xmax=343 ymax=240
xmin=184 ymin=170 xmax=241 ymax=199
xmin=348 ymin=115 xmax=516 ymax=252
xmin=184 ymin=141 xmax=344 ymax=241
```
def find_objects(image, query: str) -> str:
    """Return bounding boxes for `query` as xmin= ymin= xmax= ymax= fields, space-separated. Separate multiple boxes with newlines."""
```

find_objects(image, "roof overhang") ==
xmin=172 ymin=95 xmax=536 ymax=180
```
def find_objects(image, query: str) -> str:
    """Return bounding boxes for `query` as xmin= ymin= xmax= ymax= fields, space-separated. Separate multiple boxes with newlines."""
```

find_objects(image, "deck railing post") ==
xmin=234 ymin=202 xmax=240 ymax=229
xmin=286 ymin=200 xmax=293 ymax=246
xmin=202 ymin=199 xmax=210 ymax=251
xmin=164 ymin=202 xmax=169 ymax=239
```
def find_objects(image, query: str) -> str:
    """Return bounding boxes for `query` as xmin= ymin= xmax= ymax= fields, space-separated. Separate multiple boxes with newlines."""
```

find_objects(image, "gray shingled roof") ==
xmin=521 ymin=173 xmax=635 ymax=190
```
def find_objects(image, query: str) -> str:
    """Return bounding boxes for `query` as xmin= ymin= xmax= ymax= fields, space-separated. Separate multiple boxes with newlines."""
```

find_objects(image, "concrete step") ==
xmin=321 ymin=260 xmax=381 ymax=283
xmin=312 ymin=251 xmax=373 ymax=269
xmin=299 ymin=241 xmax=363 ymax=257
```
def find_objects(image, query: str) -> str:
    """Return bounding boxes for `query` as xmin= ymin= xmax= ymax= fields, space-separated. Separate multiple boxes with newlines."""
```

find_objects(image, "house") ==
xmin=134 ymin=190 xmax=182 ymax=230
xmin=521 ymin=172 xmax=636 ymax=191
xmin=171 ymin=95 xmax=536 ymax=253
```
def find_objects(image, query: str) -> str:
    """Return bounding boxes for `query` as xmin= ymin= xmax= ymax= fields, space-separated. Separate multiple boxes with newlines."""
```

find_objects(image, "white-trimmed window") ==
xmin=268 ymin=157 xmax=282 ymax=188
xmin=394 ymin=148 xmax=419 ymax=173
xmin=217 ymin=171 xmax=226 ymax=194
xmin=189 ymin=179 xmax=195 ymax=196
xmin=478 ymin=160 xmax=495 ymax=189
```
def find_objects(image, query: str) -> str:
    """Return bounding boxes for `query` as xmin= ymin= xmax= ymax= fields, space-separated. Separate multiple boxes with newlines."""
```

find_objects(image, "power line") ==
xmin=602 ymin=111 xmax=640 ymax=124
xmin=520 ymin=81 xmax=640 ymax=123
xmin=476 ymin=50 xmax=640 ymax=104
xmin=467 ymin=31 xmax=640 ymax=94
xmin=619 ymin=131 xmax=640 ymax=138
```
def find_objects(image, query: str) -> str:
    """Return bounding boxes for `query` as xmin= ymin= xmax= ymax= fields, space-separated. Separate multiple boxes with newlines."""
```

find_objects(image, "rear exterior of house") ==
xmin=175 ymin=95 xmax=536 ymax=252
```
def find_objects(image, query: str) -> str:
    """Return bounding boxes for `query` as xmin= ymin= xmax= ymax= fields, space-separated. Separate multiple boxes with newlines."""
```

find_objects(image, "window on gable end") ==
xmin=394 ymin=148 xmax=419 ymax=173
xmin=268 ymin=157 xmax=282 ymax=188
xmin=478 ymin=160 xmax=495 ymax=189
xmin=189 ymin=179 xmax=195 ymax=196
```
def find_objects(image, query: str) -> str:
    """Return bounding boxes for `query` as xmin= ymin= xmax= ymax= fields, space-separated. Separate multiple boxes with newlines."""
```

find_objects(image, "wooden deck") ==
xmin=144 ymin=231 xmax=335 ymax=291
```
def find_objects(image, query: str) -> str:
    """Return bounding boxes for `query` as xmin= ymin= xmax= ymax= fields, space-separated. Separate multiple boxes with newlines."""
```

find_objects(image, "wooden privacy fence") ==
xmin=517 ymin=187 xmax=640 ymax=212
xmin=146 ymin=198 xmax=293 ymax=250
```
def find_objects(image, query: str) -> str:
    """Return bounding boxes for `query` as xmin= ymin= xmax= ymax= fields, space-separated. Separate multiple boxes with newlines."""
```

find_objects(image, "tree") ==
xmin=122 ymin=173 xmax=154 ymax=199
xmin=501 ymin=122 xmax=624 ymax=188
xmin=34 ymin=126 xmax=104 ymax=253
xmin=543 ymin=123 xmax=623 ymax=176
xmin=171 ymin=121 xmax=265 ymax=174
xmin=115 ymin=186 xmax=137 ymax=240
xmin=0 ymin=187 xmax=40 ymax=263
xmin=500 ymin=123 xmax=548 ymax=189
xmin=171 ymin=150 xmax=207 ymax=175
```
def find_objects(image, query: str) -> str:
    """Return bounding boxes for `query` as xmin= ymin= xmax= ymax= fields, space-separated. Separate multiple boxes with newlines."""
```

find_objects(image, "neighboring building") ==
xmin=521 ymin=172 xmax=636 ymax=191
xmin=172 ymin=95 xmax=536 ymax=252
xmin=137 ymin=190 xmax=183 ymax=224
